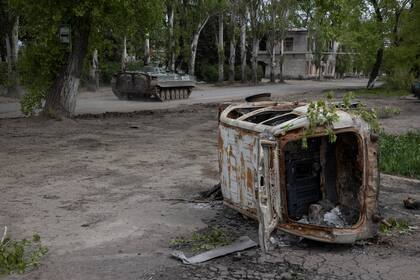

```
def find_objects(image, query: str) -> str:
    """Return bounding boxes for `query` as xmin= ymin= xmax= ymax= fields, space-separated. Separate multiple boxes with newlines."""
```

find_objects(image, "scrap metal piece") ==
xmin=171 ymin=236 xmax=257 ymax=264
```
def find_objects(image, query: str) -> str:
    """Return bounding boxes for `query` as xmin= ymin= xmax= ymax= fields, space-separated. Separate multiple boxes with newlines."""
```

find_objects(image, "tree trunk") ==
xmin=367 ymin=47 xmax=383 ymax=89
xmin=5 ymin=16 xmax=22 ymax=97
xmin=168 ymin=5 xmax=175 ymax=72
xmin=121 ymin=36 xmax=127 ymax=71
xmin=278 ymin=39 xmax=284 ymax=82
xmin=367 ymin=0 xmax=383 ymax=89
xmin=229 ymin=38 xmax=236 ymax=83
xmin=270 ymin=43 xmax=276 ymax=83
xmin=240 ymin=17 xmax=246 ymax=83
xmin=251 ymin=38 xmax=259 ymax=85
xmin=188 ymin=16 xmax=209 ymax=76
xmin=228 ymin=8 xmax=236 ymax=83
xmin=218 ymin=13 xmax=224 ymax=83
xmin=43 ymin=16 xmax=91 ymax=118
xmin=144 ymin=34 xmax=150 ymax=65
xmin=89 ymin=49 xmax=99 ymax=91
xmin=189 ymin=32 xmax=200 ymax=76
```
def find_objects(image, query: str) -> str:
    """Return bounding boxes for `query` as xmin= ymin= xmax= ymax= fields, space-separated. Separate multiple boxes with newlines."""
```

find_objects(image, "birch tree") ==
xmin=248 ymin=0 xmax=264 ymax=84
xmin=228 ymin=0 xmax=239 ymax=82
xmin=265 ymin=0 xmax=296 ymax=83
xmin=166 ymin=0 xmax=176 ymax=71
xmin=239 ymin=4 xmax=248 ymax=82
xmin=217 ymin=11 xmax=225 ymax=82
xmin=184 ymin=0 xmax=218 ymax=76
xmin=0 ymin=0 xmax=22 ymax=96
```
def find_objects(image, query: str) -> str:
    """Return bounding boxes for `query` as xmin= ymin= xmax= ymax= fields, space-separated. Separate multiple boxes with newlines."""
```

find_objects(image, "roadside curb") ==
xmin=381 ymin=173 xmax=420 ymax=185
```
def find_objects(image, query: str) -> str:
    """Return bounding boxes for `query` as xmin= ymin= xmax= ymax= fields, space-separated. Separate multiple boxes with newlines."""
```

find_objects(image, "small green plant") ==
xmin=169 ymin=227 xmax=232 ymax=253
xmin=302 ymin=93 xmax=381 ymax=149
xmin=0 ymin=227 xmax=48 ymax=275
xmin=379 ymin=218 xmax=411 ymax=235
xmin=302 ymin=95 xmax=339 ymax=149
xmin=377 ymin=106 xmax=401 ymax=119
xmin=341 ymin=92 xmax=381 ymax=133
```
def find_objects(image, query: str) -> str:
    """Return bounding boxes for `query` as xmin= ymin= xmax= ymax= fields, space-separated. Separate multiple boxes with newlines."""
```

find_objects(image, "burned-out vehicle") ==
xmin=111 ymin=66 xmax=195 ymax=101
xmin=218 ymin=94 xmax=380 ymax=250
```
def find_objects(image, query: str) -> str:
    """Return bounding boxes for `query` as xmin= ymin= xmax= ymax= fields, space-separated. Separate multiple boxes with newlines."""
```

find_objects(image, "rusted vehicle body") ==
xmin=218 ymin=96 xmax=380 ymax=249
xmin=111 ymin=66 xmax=195 ymax=101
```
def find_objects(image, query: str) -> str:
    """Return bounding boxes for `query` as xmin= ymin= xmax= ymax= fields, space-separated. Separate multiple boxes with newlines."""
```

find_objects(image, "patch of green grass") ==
xmin=0 ymin=230 xmax=48 ymax=275
xmin=352 ymin=87 xmax=410 ymax=98
xmin=169 ymin=227 xmax=232 ymax=253
xmin=380 ymin=131 xmax=420 ymax=179
xmin=379 ymin=218 xmax=411 ymax=235
xmin=376 ymin=106 xmax=401 ymax=119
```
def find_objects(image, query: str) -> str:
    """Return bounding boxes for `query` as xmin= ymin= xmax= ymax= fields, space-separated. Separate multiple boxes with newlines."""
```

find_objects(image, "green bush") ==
xmin=100 ymin=61 xmax=120 ymax=84
xmin=0 ymin=232 xmax=48 ymax=275
xmin=18 ymin=41 xmax=67 ymax=115
xmin=126 ymin=61 xmax=144 ymax=71
xmin=197 ymin=63 xmax=219 ymax=82
xmin=384 ymin=67 xmax=414 ymax=91
xmin=234 ymin=64 xmax=264 ymax=82
xmin=0 ymin=62 xmax=8 ymax=88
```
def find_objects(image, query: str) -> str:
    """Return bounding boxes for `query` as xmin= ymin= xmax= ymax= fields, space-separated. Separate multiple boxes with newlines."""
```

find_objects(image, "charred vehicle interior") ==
xmin=218 ymin=95 xmax=380 ymax=249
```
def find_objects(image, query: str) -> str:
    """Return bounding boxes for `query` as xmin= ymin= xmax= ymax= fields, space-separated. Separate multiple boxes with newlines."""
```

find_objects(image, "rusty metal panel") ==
xmin=219 ymin=125 xmax=259 ymax=213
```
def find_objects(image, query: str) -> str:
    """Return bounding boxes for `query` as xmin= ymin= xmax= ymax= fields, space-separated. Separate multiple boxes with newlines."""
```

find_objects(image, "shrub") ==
xmin=196 ymin=63 xmax=219 ymax=82
xmin=0 ymin=62 xmax=8 ymax=88
xmin=384 ymin=67 xmax=414 ymax=91
xmin=126 ymin=61 xmax=144 ymax=71
xmin=100 ymin=61 xmax=120 ymax=84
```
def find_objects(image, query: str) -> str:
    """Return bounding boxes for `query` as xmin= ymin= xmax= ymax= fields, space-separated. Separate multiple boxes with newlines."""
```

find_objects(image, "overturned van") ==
xmin=218 ymin=95 xmax=380 ymax=249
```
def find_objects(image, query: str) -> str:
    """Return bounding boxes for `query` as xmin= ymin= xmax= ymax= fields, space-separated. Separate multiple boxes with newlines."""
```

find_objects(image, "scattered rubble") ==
xmin=403 ymin=197 xmax=420 ymax=210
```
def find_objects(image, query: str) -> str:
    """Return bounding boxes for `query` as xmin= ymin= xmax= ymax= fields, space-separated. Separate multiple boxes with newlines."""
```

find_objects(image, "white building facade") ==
xmin=257 ymin=28 xmax=339 ymax=79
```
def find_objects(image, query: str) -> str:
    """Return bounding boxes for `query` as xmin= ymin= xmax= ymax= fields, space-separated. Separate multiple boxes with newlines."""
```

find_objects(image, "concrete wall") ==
xmin=283 ymin=54 xmax=308 ymax=78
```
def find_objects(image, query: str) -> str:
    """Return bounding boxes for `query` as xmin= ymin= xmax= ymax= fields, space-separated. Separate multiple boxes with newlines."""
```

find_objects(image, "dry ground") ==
xmin=0 ymin=93 xmax=419 ymax=280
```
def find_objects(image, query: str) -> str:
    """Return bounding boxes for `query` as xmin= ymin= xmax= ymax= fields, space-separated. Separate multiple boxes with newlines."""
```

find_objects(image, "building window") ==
xmin=284 ymin=37 xmax=293 ymax=52
xmin=259 ymin=36 xmax=267 ymax=51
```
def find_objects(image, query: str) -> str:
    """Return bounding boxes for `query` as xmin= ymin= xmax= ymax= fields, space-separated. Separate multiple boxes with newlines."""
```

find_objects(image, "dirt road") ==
xmin=1 ymin=91 xmax=420 ymax=279
xmin=0 ymin=79 xmax=370 ymax=118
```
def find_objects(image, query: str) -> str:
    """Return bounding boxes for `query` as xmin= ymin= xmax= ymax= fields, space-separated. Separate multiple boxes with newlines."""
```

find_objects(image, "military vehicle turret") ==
xmin=111 ymin=66 xmax=195 ymax=101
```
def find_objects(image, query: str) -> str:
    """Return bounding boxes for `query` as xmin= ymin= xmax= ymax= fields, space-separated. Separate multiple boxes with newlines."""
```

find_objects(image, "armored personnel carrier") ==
xmin=111 ymin=66 xmax=195 ymax=101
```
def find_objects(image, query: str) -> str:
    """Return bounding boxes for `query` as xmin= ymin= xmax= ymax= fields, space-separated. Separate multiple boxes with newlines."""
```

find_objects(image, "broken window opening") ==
xmin=284 ymin=132 xmax=362 ymax=228
xmin=227 ymin=107 xmax=265 ymax=119
xmin=261 ymin=113 xmax=298 ymax=126
xmin=244 ymin=110 xmax=293 ymax=124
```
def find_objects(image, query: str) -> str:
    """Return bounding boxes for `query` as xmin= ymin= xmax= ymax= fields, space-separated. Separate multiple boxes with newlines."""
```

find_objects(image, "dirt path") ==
xmin=0 ymin=100 xmax=419 ymax=280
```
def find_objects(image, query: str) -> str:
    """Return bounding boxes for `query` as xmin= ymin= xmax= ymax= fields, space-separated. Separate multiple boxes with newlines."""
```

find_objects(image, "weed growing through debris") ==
xmin=302 ymin=94 xmax=339 ymax=149
xmin=377 ymin=106 xmax=401 ymax=119
xmin=0 ymin=230 xmax=48 ymax=275
xmin=379 ymin=131 xmax=420 ymax=179
xmin=302 ymin=92 xmax=380 ymax=148
xmin=340 ymin=92 xmax=381 ymax=133
xmin=379 ymin=218 xmax=411 ymax=235
xmin=169 ymin=227 xmax=232 ymax=253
